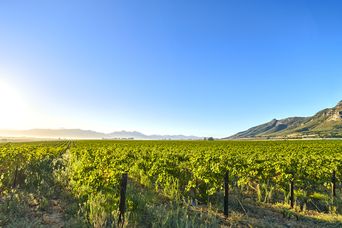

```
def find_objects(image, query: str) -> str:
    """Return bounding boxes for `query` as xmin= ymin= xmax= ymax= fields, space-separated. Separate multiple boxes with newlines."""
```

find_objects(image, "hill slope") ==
xmin=227 ymin=100 xmax=342 ymax=139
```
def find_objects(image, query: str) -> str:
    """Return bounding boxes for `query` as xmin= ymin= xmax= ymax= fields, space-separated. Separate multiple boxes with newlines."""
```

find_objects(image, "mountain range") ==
xmin=2 ymin=100 xmax=341 ymax=141
xmin=226 ymin=100 xmax=342 ymax=139
xmin=0 ymin=129 xmax=202 ymax=140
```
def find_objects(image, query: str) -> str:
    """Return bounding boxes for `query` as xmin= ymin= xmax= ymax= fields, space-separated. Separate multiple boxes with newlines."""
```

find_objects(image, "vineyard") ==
xmin=0 ymin=140 xmax=342 ymax=227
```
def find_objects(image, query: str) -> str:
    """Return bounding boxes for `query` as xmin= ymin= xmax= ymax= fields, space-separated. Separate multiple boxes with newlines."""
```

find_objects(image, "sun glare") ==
xmin=0 ymin=80 xmax=31 ymax=129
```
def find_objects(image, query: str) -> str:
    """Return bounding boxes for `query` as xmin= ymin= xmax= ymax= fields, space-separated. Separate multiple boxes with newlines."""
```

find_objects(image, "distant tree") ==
xmin=207 ymin=137 xmax=214 ymax=141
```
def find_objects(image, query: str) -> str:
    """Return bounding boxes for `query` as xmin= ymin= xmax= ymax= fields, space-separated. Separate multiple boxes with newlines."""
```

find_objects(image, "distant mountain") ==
xmin=226 ymin=100 xmax=342 ymax=139
xmin=0 ymin=129 xmax=202 ymax=140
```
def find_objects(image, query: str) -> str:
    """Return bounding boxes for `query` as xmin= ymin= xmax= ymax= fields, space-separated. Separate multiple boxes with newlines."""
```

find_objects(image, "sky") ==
xmin=0 ymin=0 xmax=342 ymax=138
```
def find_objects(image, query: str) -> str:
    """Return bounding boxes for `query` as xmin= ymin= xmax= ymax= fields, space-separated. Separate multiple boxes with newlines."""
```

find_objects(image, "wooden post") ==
xmin=12 ymin=166 xmax=18 ymax=189
xmin=224 ymin=171 xmax=229 ymax=217
xmin=290 ymin=179 xmax=294 ymax=209
xmin=118 ymin=173 xmax=128 ymax=228
xmin=332 ymin=171 xmax=336 ymax=198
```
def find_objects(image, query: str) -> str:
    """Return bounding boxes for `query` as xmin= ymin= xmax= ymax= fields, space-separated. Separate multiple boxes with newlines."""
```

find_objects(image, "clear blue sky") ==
xmin=0 ymin=0 xmax=341 ymax=137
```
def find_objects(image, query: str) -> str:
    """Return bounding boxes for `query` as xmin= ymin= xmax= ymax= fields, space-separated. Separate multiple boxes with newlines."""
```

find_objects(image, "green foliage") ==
xmin=1 ymin=140 xmax=341 ymax=226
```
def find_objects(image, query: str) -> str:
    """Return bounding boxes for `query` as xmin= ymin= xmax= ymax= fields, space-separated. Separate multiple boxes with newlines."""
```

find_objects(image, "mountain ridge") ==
xmin=0 ymin=129 xmax=202 ymax=140
xmin=226 ymin=100 xmax=342 ymax=139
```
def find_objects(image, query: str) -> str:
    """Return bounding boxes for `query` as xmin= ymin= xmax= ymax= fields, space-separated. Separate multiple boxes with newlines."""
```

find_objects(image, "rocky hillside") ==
xmin=226 ymin=100 xmax=342 ymax=139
